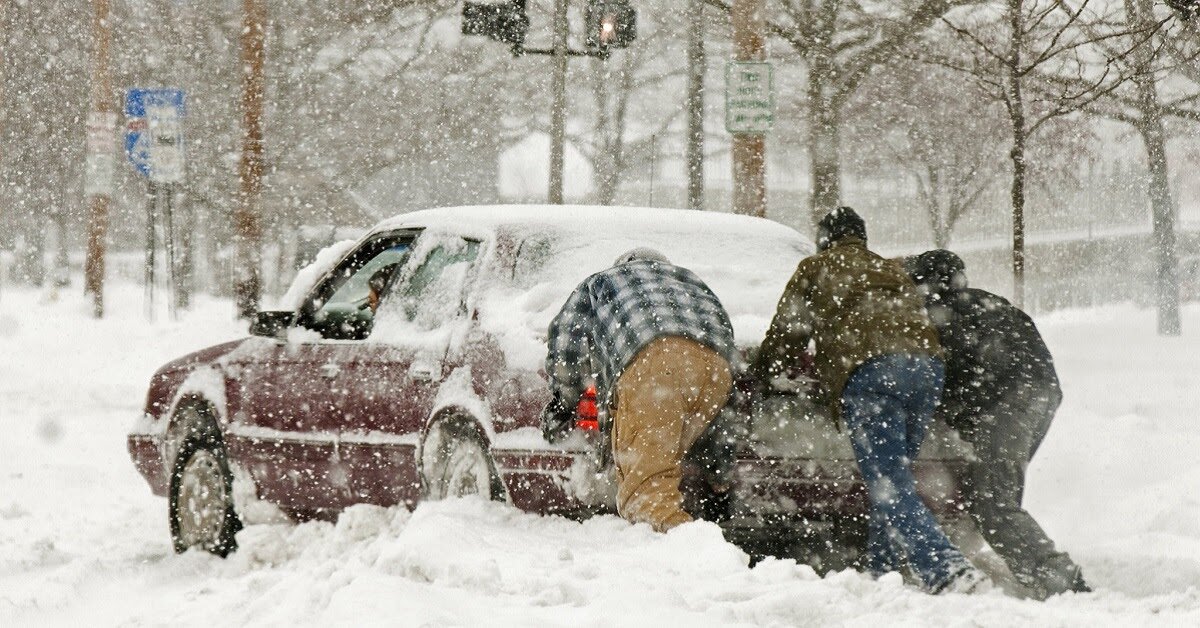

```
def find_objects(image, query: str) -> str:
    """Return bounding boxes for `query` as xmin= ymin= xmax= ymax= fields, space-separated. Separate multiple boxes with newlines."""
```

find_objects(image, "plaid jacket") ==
xmin=545 ymin=260 xmax=737 ymax=413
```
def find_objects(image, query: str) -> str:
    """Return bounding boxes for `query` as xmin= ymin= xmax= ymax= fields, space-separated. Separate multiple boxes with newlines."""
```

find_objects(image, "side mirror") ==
xmin=250 ymin=311 xmax=294 ymax=339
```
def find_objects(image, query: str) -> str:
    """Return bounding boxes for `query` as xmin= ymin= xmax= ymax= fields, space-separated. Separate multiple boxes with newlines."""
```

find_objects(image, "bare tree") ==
xmin=0 ymin=2 xmax=89 ymax=287
xmin=847 ymin=63 xmax=1007 ymax=248
xmin=1082 ymin=2 xmax=1199 ymax=334
xmin=705 ymin=0 xmax=967 ymax=226
xmin=937 ymin=0 xmax=1151 ymax=306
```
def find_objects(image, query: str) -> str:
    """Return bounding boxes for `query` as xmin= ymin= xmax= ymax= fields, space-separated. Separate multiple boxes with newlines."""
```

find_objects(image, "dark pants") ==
xmin=966 ymin=383 xmax=1082 ymax=597
xmin=842 ymin=354 xmax=970 ymax=592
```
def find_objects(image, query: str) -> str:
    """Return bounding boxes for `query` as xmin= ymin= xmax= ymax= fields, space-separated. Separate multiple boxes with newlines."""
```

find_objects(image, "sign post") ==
xmin=125 ymin=88 xmax=186 ymax=320
xmin=728 ymin=0 xmax=770 ymax=218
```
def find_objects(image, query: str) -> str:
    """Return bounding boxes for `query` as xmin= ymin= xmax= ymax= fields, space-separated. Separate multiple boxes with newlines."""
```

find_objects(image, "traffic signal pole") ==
xmin=463 ymin=1 xmax=636 ymax=206
xmin=731 ymin=0 xmax=766 ymax=218
xmin=549 ymin=0 xmax=569 ymax=204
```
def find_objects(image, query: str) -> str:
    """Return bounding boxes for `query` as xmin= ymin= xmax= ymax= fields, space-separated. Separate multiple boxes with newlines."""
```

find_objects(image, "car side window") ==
xmin=303 ymin=236 xmax=413 ymax=340
xmin=392 ymin=237 xmax=481 ymax=330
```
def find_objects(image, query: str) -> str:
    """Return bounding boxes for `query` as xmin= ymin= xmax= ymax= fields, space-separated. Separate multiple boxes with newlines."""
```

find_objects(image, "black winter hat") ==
xmin=907 ymin=249 xmax=966 ymax=293
xmin=816 ymin=206 xmax=867 ymax=251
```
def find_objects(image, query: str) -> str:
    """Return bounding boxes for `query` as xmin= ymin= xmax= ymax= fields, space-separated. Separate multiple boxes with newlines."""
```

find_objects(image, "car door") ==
xmin=338 ymin=233 xmax=483 ymax=507
xmin=229 ymin=233 xmax=415 ymax=512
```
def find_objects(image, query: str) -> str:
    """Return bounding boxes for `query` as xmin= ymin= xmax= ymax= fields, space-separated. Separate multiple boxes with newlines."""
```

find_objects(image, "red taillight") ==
xmin=576 ymin=385 xmax=599 ymax=431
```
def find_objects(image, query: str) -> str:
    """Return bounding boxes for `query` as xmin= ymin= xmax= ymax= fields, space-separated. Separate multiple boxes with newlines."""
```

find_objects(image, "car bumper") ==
xmin=731 ymin=456 xmax=969 ymax=521
xmin=128 ymin=414 xmax=168 ymax=497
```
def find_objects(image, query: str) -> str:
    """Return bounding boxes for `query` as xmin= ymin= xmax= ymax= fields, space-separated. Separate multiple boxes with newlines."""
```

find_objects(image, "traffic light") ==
xmin=462 ymin=0 xmax=530 ymax=50
xmin=585 ymin=0 xmax=636 ymax=52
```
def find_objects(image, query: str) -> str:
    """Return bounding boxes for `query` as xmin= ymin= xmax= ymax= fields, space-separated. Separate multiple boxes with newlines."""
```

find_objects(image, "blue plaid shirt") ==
xmin=545 ymin=260 xmax=737 ymax=413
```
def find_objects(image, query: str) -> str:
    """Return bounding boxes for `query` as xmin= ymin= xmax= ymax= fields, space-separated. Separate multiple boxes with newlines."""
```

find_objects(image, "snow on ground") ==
xmin=1 ymin=281 xmax=1199 ymax=626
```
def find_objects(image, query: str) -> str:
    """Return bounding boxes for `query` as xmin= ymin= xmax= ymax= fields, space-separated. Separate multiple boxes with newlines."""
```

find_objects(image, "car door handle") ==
xmin=409 ymin=363 xmax=438 ymax=382
xmin=320 ymin=362 xmax=341 ymax=379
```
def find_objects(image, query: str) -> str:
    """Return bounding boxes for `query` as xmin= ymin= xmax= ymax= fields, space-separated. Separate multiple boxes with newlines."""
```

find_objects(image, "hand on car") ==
xmin=769 ymin=373 xmax=817 ymax=393
xmin=540 ymin=398 xmax=575 ymax=443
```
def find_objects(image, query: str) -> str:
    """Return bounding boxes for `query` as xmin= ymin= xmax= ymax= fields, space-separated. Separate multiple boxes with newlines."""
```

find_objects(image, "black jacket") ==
xmin=925 ymin=287 xmax=1060 ymax=434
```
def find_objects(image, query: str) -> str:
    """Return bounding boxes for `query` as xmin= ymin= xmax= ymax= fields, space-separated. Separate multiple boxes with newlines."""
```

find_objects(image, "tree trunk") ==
xmin=235 ymin=0 xmax=266 ymax=318
xmin=1006 ymin=0 xmax=1027 ymax=309
xmin=731 ymin=0 xmax=767 ymax=218
xmin=808 ymin=105 xmax=841 ymax=227
xmin=686 ymin=0 xmax=706 ymax=211
xmin=805 ymin=8 xmax=840 ymax=228
xmin=918 ymin=165 xmax=951 ymax=249
xmin=84 ymin=0 xmax=114 ymax=317
xmin=15 ymin=219 xmax=45 ymax=286
xmin=806 ymin=46 xmax=840 ymax=227
xmin=592 ymin=57 xmax=618 ymax=205
xmin=1131 ymin=0 xmax=1181 ymax=335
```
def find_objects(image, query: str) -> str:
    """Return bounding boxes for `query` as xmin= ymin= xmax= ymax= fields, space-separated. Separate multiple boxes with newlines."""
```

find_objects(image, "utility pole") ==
xmin=235 ymin=0 xmax=266 ymax=318
xmin=685 ymin=0 xmax=706 ymax=210
xmin=84 ymin=0 xmax=116 ymax=317
xmin=730 ymin=0 xmax=766 ymax=217
xmin=548 ymin=0 xmax=569 ymax=204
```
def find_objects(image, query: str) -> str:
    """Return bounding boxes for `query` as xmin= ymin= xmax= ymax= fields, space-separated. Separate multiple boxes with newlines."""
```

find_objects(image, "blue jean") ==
xmin=842 ymin=354 xmax=969 ymax=591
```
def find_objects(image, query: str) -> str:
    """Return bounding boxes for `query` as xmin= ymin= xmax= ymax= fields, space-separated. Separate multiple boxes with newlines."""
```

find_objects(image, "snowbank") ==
xmin=1 ymin=282 xmax=1199 ymax=625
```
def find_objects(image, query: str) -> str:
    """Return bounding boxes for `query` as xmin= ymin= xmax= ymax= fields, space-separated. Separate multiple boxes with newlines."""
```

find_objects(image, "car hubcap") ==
xmin=177 ymin=449 xmax=229 ymax=549
xmin=445 ymin=441 xmax=489 ymax=498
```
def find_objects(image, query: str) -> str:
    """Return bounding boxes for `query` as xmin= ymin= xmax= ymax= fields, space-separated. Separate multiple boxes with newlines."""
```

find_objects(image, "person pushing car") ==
xmin=752 ymin=207 xmax=987 ymax=594
xmin=905 ymin=249 xmax=1090 ymax=599
xmin=541 ymin=248 xmax=737 ymax=532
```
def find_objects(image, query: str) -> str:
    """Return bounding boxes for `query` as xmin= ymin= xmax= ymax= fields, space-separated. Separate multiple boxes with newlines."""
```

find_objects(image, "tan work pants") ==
xmin=612 ymin=336 xmax=733 ymax=532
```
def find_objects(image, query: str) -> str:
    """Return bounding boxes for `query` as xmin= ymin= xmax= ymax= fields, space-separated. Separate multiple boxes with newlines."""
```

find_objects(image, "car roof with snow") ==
xmin=367 ymin=205 xmax=813 ymax=362
xmin=372 ymin=204 xmax=804 ymax=242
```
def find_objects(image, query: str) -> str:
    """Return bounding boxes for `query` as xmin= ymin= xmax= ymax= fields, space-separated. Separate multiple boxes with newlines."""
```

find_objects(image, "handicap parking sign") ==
xmin=125 ymin=88 xmax=185 ymax=182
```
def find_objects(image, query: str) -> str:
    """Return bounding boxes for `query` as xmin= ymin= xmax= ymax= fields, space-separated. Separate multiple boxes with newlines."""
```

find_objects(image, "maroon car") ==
xmin=128 ymin=205 xmax=970 ymax=562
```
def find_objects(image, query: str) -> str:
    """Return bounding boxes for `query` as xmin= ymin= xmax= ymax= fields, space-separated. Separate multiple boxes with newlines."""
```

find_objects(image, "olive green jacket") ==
xmin=754 ymin=237 xmax=943 ymax=412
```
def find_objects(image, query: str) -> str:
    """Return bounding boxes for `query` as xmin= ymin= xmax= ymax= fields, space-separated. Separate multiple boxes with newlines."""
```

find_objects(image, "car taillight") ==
xmin=576 ymin=386 xmax=599 ymax=431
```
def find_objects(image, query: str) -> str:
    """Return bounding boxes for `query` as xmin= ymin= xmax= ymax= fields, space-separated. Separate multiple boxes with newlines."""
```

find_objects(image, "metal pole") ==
xmin=145 ymin=181 xmax=157 ymax=321
xmin=686 ymin=0 xmax=706 ymax=211
xmin=731 ymin=0 xmax=767 ymax=218
xmin=84 ymin=0 xmax=115 ymax=317
xmin=235 ymin=0 xmax=266 ymax=317
xmin=548 ymin=0 xmax=568 ymax=204
xmin=165 ymin=183 xmax=178 ymax=320
xmin=648 ymin=134 xmax=658 ymax=206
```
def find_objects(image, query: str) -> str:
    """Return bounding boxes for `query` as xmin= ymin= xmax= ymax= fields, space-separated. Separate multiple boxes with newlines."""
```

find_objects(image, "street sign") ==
xmin=725 ymin=61 xmax=774 ymax=134
xmin=85 ymin=111 xmax=117 ymax=195
xmin=125 ymin=88 xmax=185 ymax=183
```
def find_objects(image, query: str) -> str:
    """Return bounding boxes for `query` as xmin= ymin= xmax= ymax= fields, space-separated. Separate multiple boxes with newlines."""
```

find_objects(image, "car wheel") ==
xmin=422 ymin=419 xmax=505 ymax=501
xmin=169 ymin=433 xmax=242 ymax=556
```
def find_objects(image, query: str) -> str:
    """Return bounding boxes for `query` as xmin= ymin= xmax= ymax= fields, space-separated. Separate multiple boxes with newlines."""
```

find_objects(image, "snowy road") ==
xmin=2 ymin=284 xmax=1199 ymax=626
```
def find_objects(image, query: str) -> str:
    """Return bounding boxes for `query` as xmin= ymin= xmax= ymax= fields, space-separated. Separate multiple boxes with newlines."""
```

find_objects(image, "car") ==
xmin=127 ymin=205 xmax=971 ymax=564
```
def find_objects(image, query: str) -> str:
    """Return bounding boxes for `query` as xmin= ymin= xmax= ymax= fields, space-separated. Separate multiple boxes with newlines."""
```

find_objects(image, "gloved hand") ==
xmin=768 ymin=372 xmax=817 ymax=394
xmin=541 ymin=398 xmax=575 ymax=443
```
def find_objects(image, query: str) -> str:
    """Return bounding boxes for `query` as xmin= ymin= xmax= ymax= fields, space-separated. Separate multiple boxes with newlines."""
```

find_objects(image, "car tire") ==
xmin=422 ymin=419 xmax=506 ymax=502
xmin=168 ymin=432 xmax=242 ymax=557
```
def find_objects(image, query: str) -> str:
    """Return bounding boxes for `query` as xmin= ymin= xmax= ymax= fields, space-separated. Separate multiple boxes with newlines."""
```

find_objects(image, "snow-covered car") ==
xmin=127 ymin=205 xmax=970 ymax=562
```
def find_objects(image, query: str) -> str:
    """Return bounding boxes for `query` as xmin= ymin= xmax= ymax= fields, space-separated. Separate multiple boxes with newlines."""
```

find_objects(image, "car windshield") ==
xmin=324 ymin=244 xmax=411 ymax=311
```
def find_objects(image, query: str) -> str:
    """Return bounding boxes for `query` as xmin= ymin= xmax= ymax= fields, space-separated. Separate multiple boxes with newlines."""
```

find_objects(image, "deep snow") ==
xmin=1 ymin=282 xmax=1199 ymax=626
